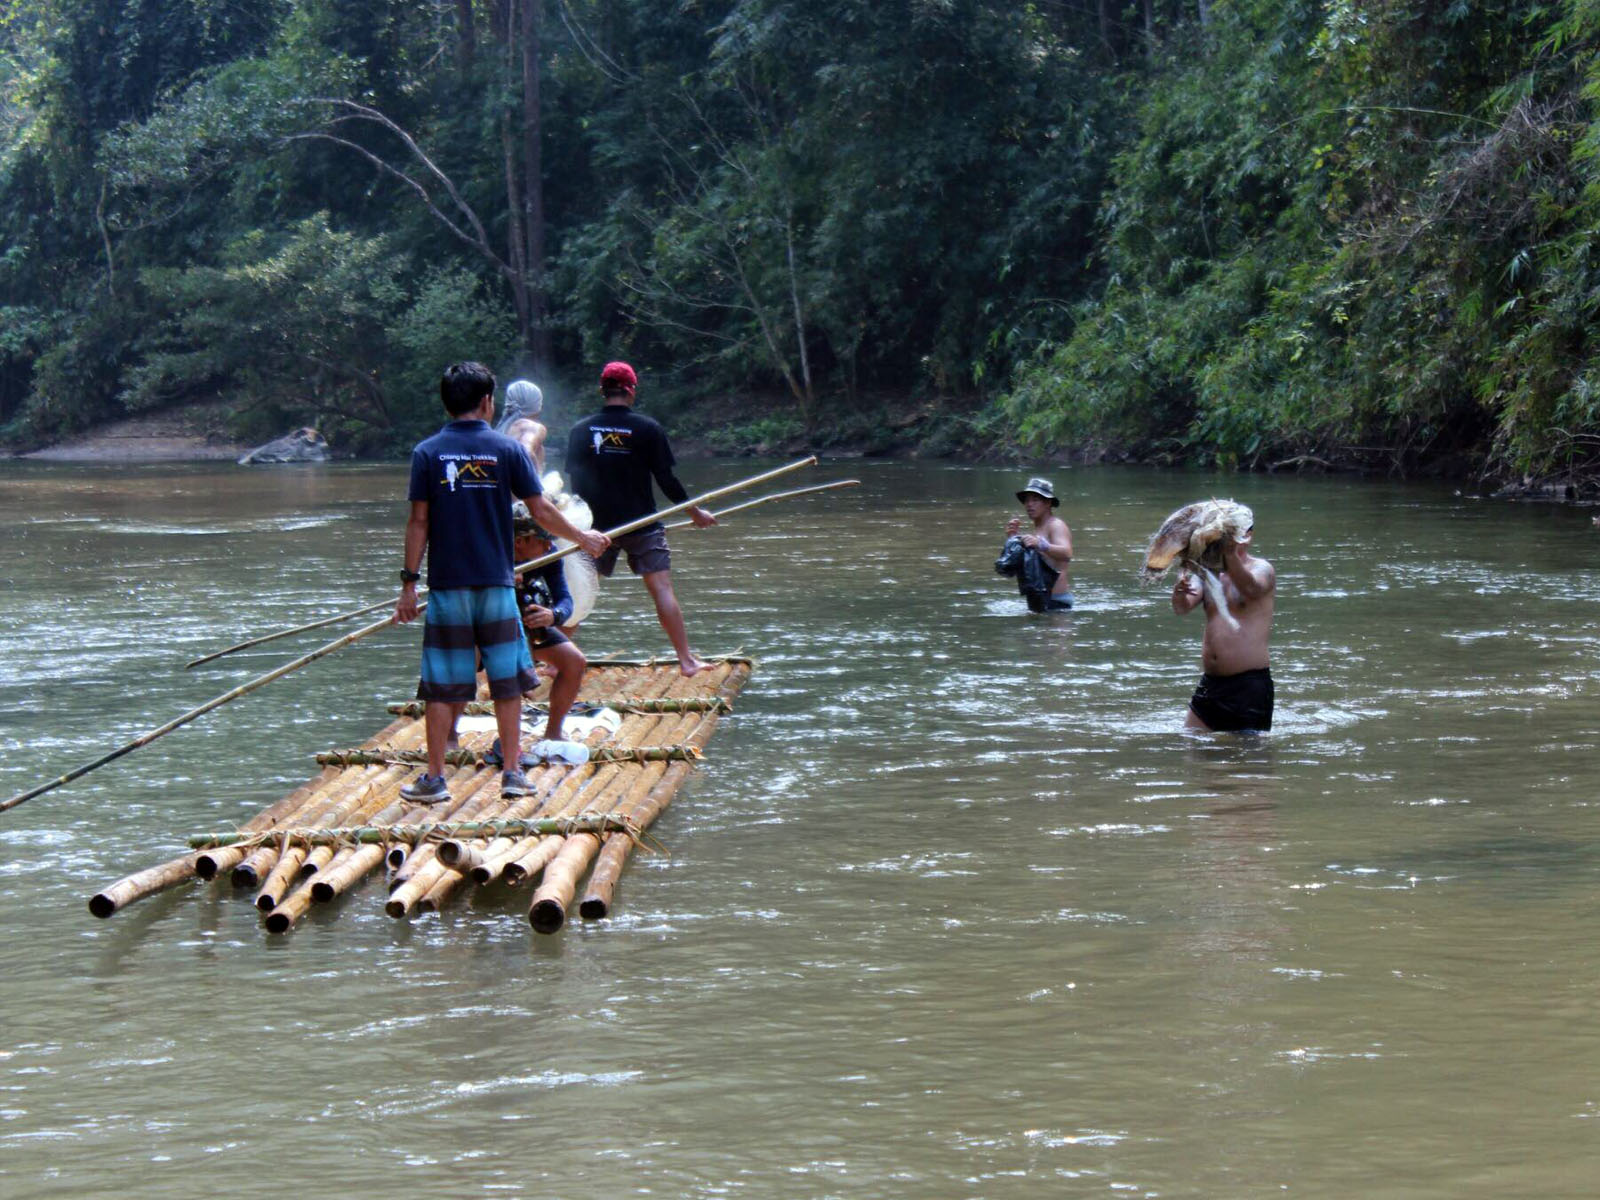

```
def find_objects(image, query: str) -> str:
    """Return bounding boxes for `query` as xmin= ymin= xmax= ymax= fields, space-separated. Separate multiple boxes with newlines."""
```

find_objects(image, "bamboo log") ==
xmin=384 ymin=773 xmax=505 ymax=915
xmin=90 ymin=755 xmax=346 ymax=915
xmin=88 ymin=855 xmax=202 ymax=920
xmin=386 ymin=696 xmax=732 ymax=718
xmin=179 ymin=458 xmax=814 ymax=672
xmin=313 ymin=744 xmax=701 ymax=767
xmin=526 ymin=713 xmax=699 ymax=933
xmin=579 ymin=667 xmax=748 ymax=920
xmin=416 ymin=866 xmax=465 ymax=914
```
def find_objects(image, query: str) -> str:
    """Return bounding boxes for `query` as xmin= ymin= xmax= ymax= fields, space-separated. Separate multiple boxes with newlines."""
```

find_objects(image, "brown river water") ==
xmin=1 ymin=458 xmax=1598 ymax=1197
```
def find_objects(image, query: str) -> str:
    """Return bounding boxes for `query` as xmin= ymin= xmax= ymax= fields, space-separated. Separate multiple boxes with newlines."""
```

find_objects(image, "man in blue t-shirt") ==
xmin=395 ymin=361 xmax=610 ymax=804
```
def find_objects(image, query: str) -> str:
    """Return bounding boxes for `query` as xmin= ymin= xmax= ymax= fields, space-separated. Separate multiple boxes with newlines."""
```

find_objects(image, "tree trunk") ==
xmin=520 ymin=0 xmax=550 ymax=370
xmin=501 ymin=110 xmax=532 ymax=351
xmin=455 ymin=0 xmax=476 ymax=66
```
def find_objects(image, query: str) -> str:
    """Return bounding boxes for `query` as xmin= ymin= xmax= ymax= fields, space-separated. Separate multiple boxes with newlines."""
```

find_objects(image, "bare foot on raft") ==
xmin=679 ymin=656 xmax=710 ymax=677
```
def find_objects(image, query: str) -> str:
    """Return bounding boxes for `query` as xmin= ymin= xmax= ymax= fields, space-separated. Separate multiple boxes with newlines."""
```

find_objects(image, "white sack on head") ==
xmin=1140 ymin=499 xmax=1253 ymax=583
xmin=1139 ymin=499 xmax=1253 ymax=632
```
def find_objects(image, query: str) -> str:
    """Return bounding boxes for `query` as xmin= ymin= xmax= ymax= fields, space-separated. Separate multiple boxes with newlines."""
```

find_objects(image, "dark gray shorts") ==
xmin=594 ymin=526 xmax=671 ymax=577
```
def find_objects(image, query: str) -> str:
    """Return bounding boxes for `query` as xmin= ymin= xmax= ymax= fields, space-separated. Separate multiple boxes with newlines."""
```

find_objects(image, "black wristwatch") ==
xmin=399 ymin=567 xmax=421 ymax=584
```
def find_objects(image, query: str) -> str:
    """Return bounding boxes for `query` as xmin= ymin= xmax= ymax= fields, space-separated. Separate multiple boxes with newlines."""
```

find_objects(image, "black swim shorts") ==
xmin=1024 ymin=589 xmax=1073 ymax=612
xmin=594 ymin=526 xmax=671 ymax=577
xmin=1189 ymin=667 xmax=1274 ymax=732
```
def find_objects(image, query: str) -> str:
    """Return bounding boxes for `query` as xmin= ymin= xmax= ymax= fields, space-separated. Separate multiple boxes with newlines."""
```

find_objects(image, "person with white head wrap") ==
xmin=498 ymin=378 xmax=548 ymax=470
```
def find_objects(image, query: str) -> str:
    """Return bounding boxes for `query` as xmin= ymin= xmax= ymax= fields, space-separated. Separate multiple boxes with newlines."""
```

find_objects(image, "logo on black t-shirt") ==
xmin=591 ymin=426 xmax=632 ymax=454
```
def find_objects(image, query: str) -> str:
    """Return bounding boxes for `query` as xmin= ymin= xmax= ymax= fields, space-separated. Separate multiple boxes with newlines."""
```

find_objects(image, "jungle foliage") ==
xmin=2 ymin=1 xmax=1599 ymax=480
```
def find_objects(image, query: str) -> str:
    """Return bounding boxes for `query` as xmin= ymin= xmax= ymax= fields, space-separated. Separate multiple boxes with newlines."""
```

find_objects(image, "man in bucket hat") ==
xmin=1004 ymin=477 xmax=1074 ymax=611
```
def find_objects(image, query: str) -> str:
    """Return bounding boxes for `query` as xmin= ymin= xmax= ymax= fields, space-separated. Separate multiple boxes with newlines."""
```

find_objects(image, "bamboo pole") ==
xmin=313 ymin=745 xmax=700 ymax=768
xmin=661 ymin=478 xmax=858 ymax=531
xmin=526 ymin=703 xmax=704 ymax=933
xmin=87 ymin=746 xmax=358 ymax=916
xmin=230 ymin=715 xmax=417 ymax=888
xmin=386 ymin=696 xmax=731 ymax=718
xmin=384 ymin=772 xmax=505 ymax=917
xmin=497 ymin=664 xmax=687 ymax=888
xmin=180 ymin=457 xmax=817 ymax=669
xmin=580 ymin=664 xmax=749 ymax=920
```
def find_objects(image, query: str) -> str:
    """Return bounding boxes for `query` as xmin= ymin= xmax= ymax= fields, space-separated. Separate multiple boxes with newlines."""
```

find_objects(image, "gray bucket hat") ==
xmin=1016 ymin=477 xmax=1059 ymax=507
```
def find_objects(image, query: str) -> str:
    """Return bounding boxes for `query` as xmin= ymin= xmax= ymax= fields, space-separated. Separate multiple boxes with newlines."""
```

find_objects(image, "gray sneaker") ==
xmin=401 ymin=772 xmax=450 ymax=803
xmin=501 ymin=769 xmax=530 ymax=798
xmin=483 ymin=738 xmax=537 ymax=769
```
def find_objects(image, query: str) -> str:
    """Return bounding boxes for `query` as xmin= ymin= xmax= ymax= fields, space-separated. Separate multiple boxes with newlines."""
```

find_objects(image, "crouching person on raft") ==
xmin=509 ymin=501 xmax=589 ymax=763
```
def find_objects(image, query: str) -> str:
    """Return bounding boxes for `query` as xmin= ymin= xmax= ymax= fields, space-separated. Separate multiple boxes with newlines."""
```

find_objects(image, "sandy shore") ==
xmin=15 ymin=406 xmax=249 ymax=463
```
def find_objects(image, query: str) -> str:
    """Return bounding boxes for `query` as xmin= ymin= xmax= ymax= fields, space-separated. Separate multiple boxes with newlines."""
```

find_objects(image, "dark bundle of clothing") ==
xmin=516 ymin=559 xmax=574 ymax=649
xmin=995 ymin=535 xmax=1069 ymax=612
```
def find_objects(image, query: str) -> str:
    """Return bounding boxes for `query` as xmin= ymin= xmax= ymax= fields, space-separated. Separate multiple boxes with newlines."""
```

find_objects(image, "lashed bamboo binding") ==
xmin=88 ymin=658 xmax=753 ymax=933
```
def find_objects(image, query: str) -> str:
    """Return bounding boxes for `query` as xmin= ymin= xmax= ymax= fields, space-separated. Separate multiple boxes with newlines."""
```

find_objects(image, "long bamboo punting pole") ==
xmin=661 ymin=479 xmax=859 ymax=531
xmin=580 ymin=664 xmax=750 ymax=920
xmin=181 ymin=457 xmax=818 ymax=669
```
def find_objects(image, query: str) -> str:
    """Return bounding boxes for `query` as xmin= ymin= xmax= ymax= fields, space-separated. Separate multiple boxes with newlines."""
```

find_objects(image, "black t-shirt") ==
xmin=564 ymin=404 xmax=689 ymax=531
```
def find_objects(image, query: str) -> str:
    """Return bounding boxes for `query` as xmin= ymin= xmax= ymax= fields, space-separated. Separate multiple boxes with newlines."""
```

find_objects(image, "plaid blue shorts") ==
xmin=418 ymin=586 xmax=537 ymax=702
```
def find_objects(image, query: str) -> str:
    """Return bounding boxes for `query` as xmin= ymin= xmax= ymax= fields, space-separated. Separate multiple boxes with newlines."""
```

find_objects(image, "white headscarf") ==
xmin=498 ymin=379 xmax=543 ymax=432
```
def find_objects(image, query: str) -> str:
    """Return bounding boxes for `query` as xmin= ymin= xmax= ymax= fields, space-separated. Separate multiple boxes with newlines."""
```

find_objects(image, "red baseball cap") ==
xmin=599 ymin=361 xmax=637 ymax=392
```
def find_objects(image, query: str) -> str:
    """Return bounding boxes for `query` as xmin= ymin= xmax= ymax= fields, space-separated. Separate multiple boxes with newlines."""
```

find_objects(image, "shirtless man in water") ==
xmin=1171 ymin=526 xmax=1275 ymax=732
xmin=1005 ymin=477 xmax=1074 ymax=610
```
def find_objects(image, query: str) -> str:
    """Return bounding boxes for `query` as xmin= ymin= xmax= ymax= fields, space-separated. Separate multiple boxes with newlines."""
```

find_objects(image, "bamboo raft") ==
xmin=88 ymin=657 xmax=752 ymax=934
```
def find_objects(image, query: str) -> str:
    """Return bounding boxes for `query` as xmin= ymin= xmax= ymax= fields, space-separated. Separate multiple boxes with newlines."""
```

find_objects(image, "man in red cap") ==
xmin=564 ymin=361 xmax=717 ymax=675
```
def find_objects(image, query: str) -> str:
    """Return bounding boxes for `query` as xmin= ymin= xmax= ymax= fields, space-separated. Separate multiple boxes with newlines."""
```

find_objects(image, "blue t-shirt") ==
xmin=408 ymin=419 xmax=541 ymax=588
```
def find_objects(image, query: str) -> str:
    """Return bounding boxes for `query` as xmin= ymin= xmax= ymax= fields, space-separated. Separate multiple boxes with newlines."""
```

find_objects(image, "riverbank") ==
xmin=7 ymin=402 xmax=247 ymax=463
xmin=7 ymin=391 xmax=1596 ymax=504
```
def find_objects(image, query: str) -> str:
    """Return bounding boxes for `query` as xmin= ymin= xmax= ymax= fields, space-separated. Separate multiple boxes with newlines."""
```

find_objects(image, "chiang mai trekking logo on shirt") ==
xmin=437 ymin=453 xmax=499 ymax=492
xmin=590 ymin=426 xmax=632 ymax=454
